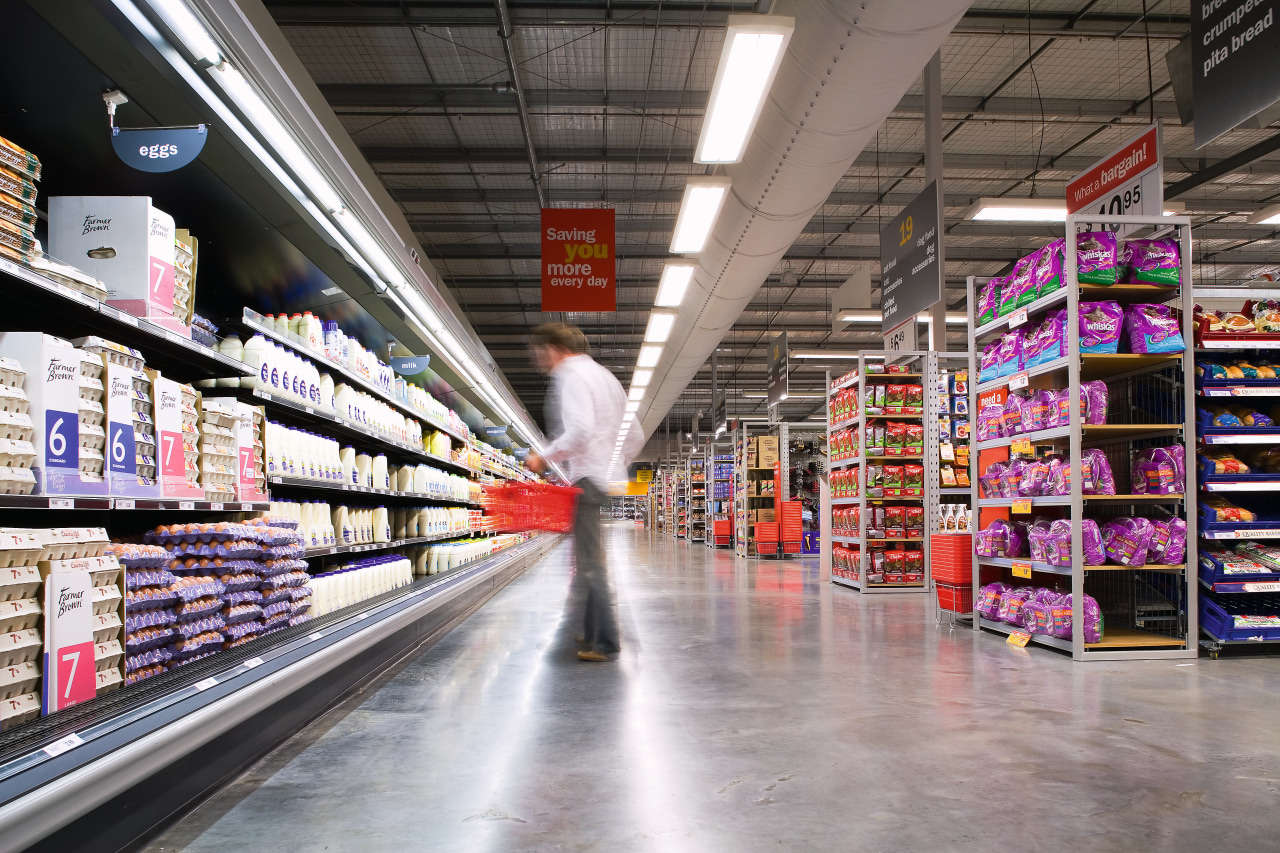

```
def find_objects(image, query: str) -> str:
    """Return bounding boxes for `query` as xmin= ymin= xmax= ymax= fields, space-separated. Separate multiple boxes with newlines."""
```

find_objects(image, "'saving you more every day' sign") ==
xmin=541 ymin=208 xmax=616 ymax=312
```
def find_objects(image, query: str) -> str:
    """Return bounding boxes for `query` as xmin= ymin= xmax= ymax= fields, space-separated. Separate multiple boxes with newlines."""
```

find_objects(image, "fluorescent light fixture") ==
xmin=644 ymin=311 xmax=677 ymax=344
xmin=150 ymin=0 xmax=223 ymax=64
xmin=637 ymin=344 xmax=663 ymax=368
xmin=789 ymin=351 xmax=865 ymax=359
xmin=208 ymin=64 xmax=343 ymax=214
xmin=966 ymin=197 xmax=1187 ymax=222
xmin=695 ymin=15 xmax=795 ymax=164
xmin=670 ymin=177 xmax=731 ymax=253
xmin=1250 ymin=204 xmax=1280 ymax=225
xmin=836 ymin=310 xmax=967 ymax=325
xmin=655 ymin=262 xmax=697 ymax=307
xmin=628 ymin=385 xmax=646 ymax=402
xmin=334 ymin=207 xmax=404 ymax=289
xmin=626 ymin=401 xmax=641 ymax=414
xmin=632 ymin=368 xmax=653 ymax=387
xmin=742 ymin=392 xmax=824 ymax=399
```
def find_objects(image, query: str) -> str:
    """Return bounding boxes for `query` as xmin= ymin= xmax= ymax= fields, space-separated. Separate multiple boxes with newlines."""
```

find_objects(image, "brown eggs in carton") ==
xmin=0 ymin=598 xmax=40 ymax=633
xmin=0 ymin=660 xmax=39 ymax=700
xmin=0 ymin=628 xmax=41 ymax=667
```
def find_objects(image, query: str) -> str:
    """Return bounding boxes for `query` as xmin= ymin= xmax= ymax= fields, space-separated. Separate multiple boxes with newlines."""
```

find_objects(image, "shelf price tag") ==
xmin=1243 ymin=582 xmax=1280 ymax=593
xmin=1009 ymin=372 xmax=1030 ymax=391
xmin=1011 ymin=498 xmax=1032 ymax=514
xmin=49 ymin=498 xmax=74 ymax=509
xmin=178 ymin=501 xmax=195 ymax=511
xmin=1011 ymin=560 xmax=1033 ymax=579
xmin=42 ymin=732 xmax=85 ymax=758
xmin=1007 ymin=630 xmax=1032 ymax=647
xmin=194 ymin=677 xmax=219 ymax=691
xmin=1010 ymin=438 xmax=1032 ymax=455
xmin=1008 ymin=308 xmax=1029 ymax=330
xmin=115 ymin=499 xmax=135 ymax=510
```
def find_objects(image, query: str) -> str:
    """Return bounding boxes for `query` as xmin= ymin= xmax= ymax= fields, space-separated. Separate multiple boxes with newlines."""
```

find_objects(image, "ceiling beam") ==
xmin=266 ymin=1 xmax=745 ymax=28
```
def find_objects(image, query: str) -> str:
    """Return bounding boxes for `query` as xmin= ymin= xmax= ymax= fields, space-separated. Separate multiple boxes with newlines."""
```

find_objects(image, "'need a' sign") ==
xmin=541 ymin=208 xmax=616 ymax=312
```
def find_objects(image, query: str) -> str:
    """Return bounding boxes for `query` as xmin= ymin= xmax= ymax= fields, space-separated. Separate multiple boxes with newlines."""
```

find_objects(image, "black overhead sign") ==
xmin=879 ymin=181 xmax=941 ymax=335
xmin=713 ymin=389 xmax=727 ymax=436
xmin=1192 ymin=0 xmax=1280 ymax=147
xmin=766 ymin=330 xmax=788 ymax=408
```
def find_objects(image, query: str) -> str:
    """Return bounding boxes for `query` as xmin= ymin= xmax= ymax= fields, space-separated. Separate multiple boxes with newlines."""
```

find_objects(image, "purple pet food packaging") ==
xmin=1079 ymin=301 xmax=1124 ymax=353
xmin=1121 ymin=238 xmax=1180 ymax=286
xmin=1076 ymin=231 xmax=1119 ymax=285
xmin=1032 ymin=238 xmax=1065 ymax=299
xmin=1124 ymin=303 xmax=1185 ymax=354
xmin=979 ymin=340 xmax=1001 ymax=383
xmin=977 ymin=276 xmax=1005 ymax=326
xmin=1102 ymin=517 xmax=1154 ymax=567
xmin=997 ymin=331 xmax=1026 ymax=377
xmin=1000 ymin=255 xmax=1038 ymax=316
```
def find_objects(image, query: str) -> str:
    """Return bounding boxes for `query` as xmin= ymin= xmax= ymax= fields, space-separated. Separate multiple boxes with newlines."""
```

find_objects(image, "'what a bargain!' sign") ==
xmin=541 ymin=208 xmax=616 ymax=312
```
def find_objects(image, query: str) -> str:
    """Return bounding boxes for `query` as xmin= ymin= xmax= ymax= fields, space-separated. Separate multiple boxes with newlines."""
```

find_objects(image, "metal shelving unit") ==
xmin=687 ymin=455 xmax=707 ymax=541
xmin=966 ymin=213 xmax=1197 ymax=660
xmin=1190 ymin=282 xmax=1280 ymax=657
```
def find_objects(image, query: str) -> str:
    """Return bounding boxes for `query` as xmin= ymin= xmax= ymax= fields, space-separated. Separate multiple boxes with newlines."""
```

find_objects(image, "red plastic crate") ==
xmin=936 ymin=582 xmax=973 ymax=613
xmin=930 ymin=534 xmax=973 ymax=585
xmin=756 ymin=521 xmax=779 ymax=542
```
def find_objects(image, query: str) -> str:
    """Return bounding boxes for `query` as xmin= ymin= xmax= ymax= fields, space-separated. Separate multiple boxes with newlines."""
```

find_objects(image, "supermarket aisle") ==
xmin=149 ymin=525 xmax=1280 ymax=852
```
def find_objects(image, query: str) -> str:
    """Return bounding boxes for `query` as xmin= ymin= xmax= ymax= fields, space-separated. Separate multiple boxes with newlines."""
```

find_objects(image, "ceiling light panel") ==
xmin=696 ymin=15 xmax=795 ymax=164
xmin=637 ymin=345 xmax=663 ymax=368
xmin=655 ymin=262 xmax=697 ymax=308
xmin=644 ymin=312 xmax=677 ymax=343
xmin=670 ymin=177 xmax=731 ymax=254
xmin=632 ymin=368 xmax=654 ymax=387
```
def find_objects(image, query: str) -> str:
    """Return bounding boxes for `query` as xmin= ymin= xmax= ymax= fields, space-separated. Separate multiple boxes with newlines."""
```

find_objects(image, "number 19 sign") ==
xmin=879 ymin=181 xmax=942 ymax=336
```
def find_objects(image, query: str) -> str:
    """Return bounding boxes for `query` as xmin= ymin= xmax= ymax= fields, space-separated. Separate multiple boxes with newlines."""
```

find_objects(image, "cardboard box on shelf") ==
xmin=758 ymin=450 xmax=779 ymax=468
xmin=758 ymin=436 xmax=779 ymax=452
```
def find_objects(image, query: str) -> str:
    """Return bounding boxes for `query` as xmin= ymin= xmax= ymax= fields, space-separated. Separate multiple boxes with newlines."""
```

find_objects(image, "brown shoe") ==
xmin=577 ymin=650 xmax=612 ymax=662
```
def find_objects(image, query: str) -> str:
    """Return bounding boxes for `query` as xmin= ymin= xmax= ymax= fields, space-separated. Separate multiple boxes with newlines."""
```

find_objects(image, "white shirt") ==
xmin=542 ymin=354 xmax=643 ymax=489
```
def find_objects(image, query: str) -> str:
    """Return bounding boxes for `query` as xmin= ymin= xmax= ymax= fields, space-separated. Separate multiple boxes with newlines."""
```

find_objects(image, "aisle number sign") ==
xmin=541 ymin=208 xmax=616 ymax=312
xmin=1066 ymin=124 xmax=1163 ymax=228
xmin=636 ymin=469 xmax=653 ymax=483
xmin=879 ymin=181 xmax=942 ymax=335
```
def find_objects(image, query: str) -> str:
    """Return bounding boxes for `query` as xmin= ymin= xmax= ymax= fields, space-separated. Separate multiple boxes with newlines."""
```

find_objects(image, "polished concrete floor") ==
xmin=147 ymin=524 xmax=1280 ymax=852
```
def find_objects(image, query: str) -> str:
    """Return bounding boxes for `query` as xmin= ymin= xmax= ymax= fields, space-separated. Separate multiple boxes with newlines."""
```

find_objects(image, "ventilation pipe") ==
xmin=639 ymin=0 xmax=972 ymax=437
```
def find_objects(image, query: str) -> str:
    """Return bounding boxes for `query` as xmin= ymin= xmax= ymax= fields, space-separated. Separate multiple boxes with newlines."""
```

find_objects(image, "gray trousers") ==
xmin=572 ymin=479 xmax=619 ymax=654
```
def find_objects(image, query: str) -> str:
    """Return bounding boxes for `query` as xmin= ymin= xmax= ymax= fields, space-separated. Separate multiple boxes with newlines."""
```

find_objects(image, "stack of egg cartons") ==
xmin=197 ymin=398 xmax=237 ymax=503
xmin=251 ymin=406 xmax=266 ymax=499
xmin=142 ymin=523 xmax=234 ymax=669
xmin=0 ymin=357 xmax=34 ymax=496
xmin=109 ymin=542 xmax=177 ymax=685
xmin=246 ymin=517 xmax=310 ymax=633
xmin=75 ymin=338 xmax=154 ymax=486
xmin=76 ymin=350 xmax=106 ymax=484
xmin=32 ymin=527 xmax=123 ymax=696
xmin=0 ymin=529 xmax=43 ymax=730
xmin=173 ymin=234 xmax=194 ymax=324
xmin=180 ymin=384 xmax=201 ymax=493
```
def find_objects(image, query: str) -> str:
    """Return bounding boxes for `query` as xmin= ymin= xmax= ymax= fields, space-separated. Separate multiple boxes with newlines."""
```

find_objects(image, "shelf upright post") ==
xmin=1179 ymin=216 xmax=1199 ymax=646
xmin=1065 ymin=223 xmax=1086 ymax=661
xmin=857 ymin=351 xmax=868 ymax=591
xmin=822 ymin=368 xmax=832 ymax=580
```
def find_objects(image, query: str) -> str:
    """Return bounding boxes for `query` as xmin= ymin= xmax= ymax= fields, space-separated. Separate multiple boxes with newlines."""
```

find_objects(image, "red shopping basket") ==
xmin=482 ymin=482 xmax=582 ymax=533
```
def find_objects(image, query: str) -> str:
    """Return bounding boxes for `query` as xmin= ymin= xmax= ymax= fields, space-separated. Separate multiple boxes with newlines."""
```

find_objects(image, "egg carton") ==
xmin=92 ymin=584 xmax=122 ymax=616
xmin=40 ymin=554 xmax=121 ymax=588
xmin=0 ymin=440 xmax=34 ymax=469
xmin=0 ymin=628 xmax=40 ymax=667
xmin=0 ymin=691 xmax=39 ymax=727
xmin=79 ymin=451 xmax=105 ymax=477
xmin=80 ymin=470 xmax=104 ymax=484
xmin=0 ymin=387 xmax=29 ymax=416
xmin=133 ymin=412 xmax=153 ymax=435
xmin=181 ymin=419 xmax=197 ymax=435
xmin=0 ymin=660 xmax=39 ymax=701
xmin=71 ymin=337 xmax=145 ymax=372
xmin=134 ymin=429 xmax=155 ymax=447
xmin=199 ymin=444 xmax=235 ymax=461
xmin=200 ymin=421 xmax=235 ymax=439
xmin=180 ymin=384 xmax=197 ymax=403
xmin=95 ymin=666 xmax=122 ymax=693
xmin=132 ymin=372 xmax=150 ymax=392
xmin=0 ymin=529 xmax=40 ymax=570
xmin=77 ymin=352 xmax=103 ymax=383
xmin=0 ymin=598 xmax=40 ymax=633
xmin=0 ymin=468 xmax=35 ymax=495
xmin=93 ymin=610 xmax=122 ymax=644
xmin=32 ymin=527 xmax=109 ymax=560
xmin=78 ymin=399 xmax=105 ymax=427
xmin=199 ymin=469 xmax=235 ymax=486
xmin=204 ymin=487 xmax=235 ymax=502
xmin=80 ymin=423 xmax=106 ymax=452
xmin=0 ymin=565 xmax=39 ymax=601
xmin=0 ymin=413 xmax=37 ymax=444
xmin=78 ymin=375 xmax=104 ymax=401
xmin=0 ymin=357 xmax=24 ymax=390
xmin=95 ymin=638 xmax=124 ymax=671
xmin=131 ymin=392 xmax=151 ymax=414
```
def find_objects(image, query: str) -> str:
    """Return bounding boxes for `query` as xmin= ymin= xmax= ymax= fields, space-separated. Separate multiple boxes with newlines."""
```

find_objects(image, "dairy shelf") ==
xmin=303 ymin=530 xmax=475 ymax=558
xmin=243 ymin=311 xmax=467 ymax=443
xmin=0 ymin=496 xmax=270 ymax=511
xmin=268 ymin=476 xmax=481 ymax=507
xmin=0 ymin=257 xmax=255 ymax=381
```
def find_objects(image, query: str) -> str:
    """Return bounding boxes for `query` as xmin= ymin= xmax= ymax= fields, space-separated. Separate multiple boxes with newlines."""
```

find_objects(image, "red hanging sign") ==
xmin=541 ymin=208 xmax=616 ymax=312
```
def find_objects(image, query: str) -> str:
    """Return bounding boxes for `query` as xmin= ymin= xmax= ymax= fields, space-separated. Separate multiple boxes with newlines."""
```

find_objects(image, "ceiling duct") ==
xmin=639 ymin=0 xmax=972 ymax=438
